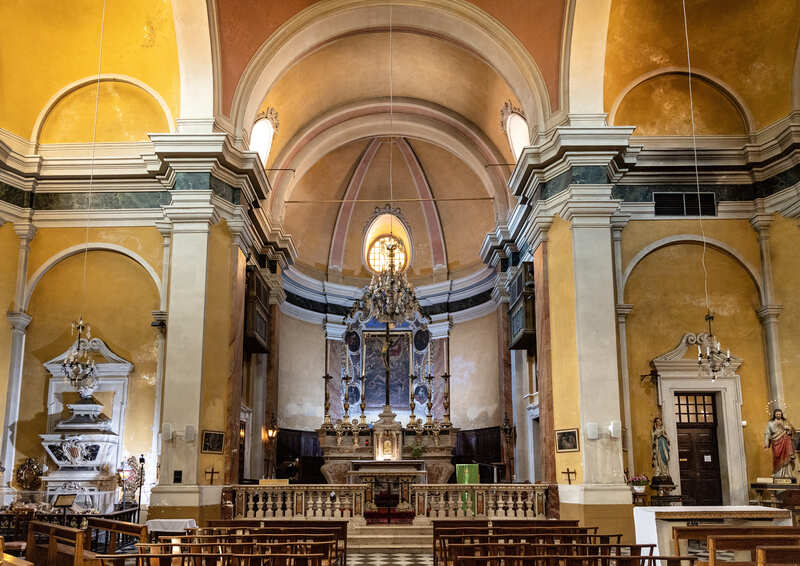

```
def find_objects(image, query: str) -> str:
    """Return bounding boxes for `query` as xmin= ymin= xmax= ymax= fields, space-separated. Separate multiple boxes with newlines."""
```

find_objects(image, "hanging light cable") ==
xmin=62 ymin=0 xmax=107 ymax=395
xmin=681 ymin=0 xmax=731 ymax=381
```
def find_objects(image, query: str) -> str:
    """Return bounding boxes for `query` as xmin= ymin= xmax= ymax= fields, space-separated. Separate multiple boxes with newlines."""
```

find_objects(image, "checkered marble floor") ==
xmin=348 ymin=552 xmax=433 ymax=566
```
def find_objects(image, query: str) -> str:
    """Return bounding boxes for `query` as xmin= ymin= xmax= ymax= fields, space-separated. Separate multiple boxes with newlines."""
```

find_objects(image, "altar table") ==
xmin=634 ymin=506 xmax=792 ymax=555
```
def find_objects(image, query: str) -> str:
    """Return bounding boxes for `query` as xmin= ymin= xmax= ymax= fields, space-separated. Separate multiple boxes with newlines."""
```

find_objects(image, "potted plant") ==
xmin=627 ymin=474 xmax=649 ymax=493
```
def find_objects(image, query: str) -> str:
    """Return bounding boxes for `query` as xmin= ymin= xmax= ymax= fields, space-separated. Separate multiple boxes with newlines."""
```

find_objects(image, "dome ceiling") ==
xmin=283 ymin=137 xmax=494 ymax=285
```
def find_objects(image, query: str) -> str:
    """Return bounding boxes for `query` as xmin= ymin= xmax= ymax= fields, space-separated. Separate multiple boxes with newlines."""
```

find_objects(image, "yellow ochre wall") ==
xmin=0 ymin=0 xmax=180 ymax=140
xmin=770 ymin=215 xmax=800 ymax=427
xmin=198 ymin=221 xmax=235 ymax=484
xmin=546 ymin=215 xmax=582 ymax=484
xmin=622 ymin=219 xmax=772 ymax=483
xmin=11 ymin=226 xmax=162 ymax=475
xmin=18 ymin=249 xmax=160 ymax=471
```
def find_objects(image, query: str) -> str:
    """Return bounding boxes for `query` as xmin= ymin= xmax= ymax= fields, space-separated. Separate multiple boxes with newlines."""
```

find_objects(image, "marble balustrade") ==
xmin=221 ymin=483 xmax=556 ymax=521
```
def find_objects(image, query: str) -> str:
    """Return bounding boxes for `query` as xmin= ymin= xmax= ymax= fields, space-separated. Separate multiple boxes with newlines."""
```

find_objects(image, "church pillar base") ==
xmin=559 ymin=483 xmax=634 ymax=542
xmin=148 ymin=484 xmax=223 ymax=524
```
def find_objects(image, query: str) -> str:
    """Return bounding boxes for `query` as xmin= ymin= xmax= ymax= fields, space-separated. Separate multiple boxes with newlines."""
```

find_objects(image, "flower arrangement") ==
xmin=627 ymin=474 xmax=649 ymax=487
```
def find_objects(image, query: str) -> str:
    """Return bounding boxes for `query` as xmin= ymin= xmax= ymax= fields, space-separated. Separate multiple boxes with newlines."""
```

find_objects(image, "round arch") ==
xmin=622 ymin=235 xmax=765 ymax=305
xmin=268 ymin=98 xmax=511 ymax=223
xmin=23 ymin=243 xmax=162 ymax=311
xmin=32 ymin=74 xmax=176 ymax=144
xmin=229 ymin=0 xmax=550 ymax=141
xmin=608 ymin=68 xmax=755 ymax=134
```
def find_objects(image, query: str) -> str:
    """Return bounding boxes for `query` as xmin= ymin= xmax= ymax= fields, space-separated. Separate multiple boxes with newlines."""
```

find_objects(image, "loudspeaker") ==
xmin=162 ymin=422 xmax=173 ymax=441
xmin=185 ymin=425 xmax=196 ymax=442
xmin=586 ymin=422 xmax=598 ymax=440
xmin=609 ymin=420 xmax=622 ymax=439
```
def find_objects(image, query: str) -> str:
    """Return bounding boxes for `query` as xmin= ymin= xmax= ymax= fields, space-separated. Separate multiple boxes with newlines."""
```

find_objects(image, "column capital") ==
xmin=261 ymin=269 xmax=286 ymax=305
xmin=559 ymin=185 xmax=621 ymax=226
xmin=151 ymin=310 xmax=168 ymax=334
xmin=757 ymin=304 xmax=783 ymax=322
xmin=492 ymin=270 xmax=511 ymax=304
xmin=226 ymin=208 xmax=256 ymax=255
xmin=750 ymin=213 xmax=775 ymax=235
xmin=7 ymin=311 xmax=32 ymax=331
xmin=161 ymin=190 xmax=220 ymax=232
xmin=611 ymin=213 xmax=631 ymax=238
xmin=154 ymin=220 xmax=172 ymax=240
xmin=615 ymin=304 xmax=634 ymax=320
xmin=13 ymin=222 xmax=37 ymax=244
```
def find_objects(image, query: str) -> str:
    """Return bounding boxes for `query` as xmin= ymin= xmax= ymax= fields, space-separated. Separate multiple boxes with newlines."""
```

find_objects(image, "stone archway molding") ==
xmin=23 ymin=243 xmax=163 ymax=311
xmin=229 ymin=0 xmax=551 ymax=141
xmin=622 ymin=234 xmax=765 ymax=305
xmin=268 ymin=98 xmax=510 ymax=223
xmin=31 ymin=75 xmax=176 ymax=145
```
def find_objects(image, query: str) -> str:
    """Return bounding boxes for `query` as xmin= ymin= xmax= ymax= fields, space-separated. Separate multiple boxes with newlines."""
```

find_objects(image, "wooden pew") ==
xmin=84 ymin=517 xmax=148 ymax=554
xmin=97 ymin=552 xmax=326 ymax=565
xmin=755 ymin=545 xmax=800 ymax=566
xmin=707 ymin=535 xmax=800 ymax=566
xmin=445 ymin=542 xmax=656 ymax=565
xmin=25 ymin=521 xmax=94 ymax=566
xmin=203 ymin=519 xmax=348 ymax=560
xmin=453 ymin=554 xmax=696 ymax=566
xmin=139 ymin=539 xmax=338 ymax=565
xmin=673 ymin=526 xmax=800 ymax=558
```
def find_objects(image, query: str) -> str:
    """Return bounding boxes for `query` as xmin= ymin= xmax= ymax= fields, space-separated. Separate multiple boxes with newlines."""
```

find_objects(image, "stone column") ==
xmin=560 ymin=185 xmax=628 ymax=499
xmin=493 ymin=270 xmax=515 ymax=481
xmin=154 ymin=190 xmax=218 ymax=489
xmin=1 ymin=222 xmax=36 ymax=485
xmin=610 ymin=218 xmax=635 ymax=474
xmin=751 ymin=213 xmax=785 ymax=411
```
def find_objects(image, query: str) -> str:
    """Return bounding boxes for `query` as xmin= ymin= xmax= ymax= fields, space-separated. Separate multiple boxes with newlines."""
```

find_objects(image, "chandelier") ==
xmin=696 ymin=312 xmax=731 ymax=381
xmin=62 ymin=317 xmax=97 ymax=396
xmin=358 ymin=244 xmax=421 ymax=324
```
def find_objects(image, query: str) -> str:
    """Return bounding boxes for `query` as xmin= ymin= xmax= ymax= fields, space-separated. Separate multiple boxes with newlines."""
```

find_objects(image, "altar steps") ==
xmin=348 ymin=525 xmax=433 ymax=552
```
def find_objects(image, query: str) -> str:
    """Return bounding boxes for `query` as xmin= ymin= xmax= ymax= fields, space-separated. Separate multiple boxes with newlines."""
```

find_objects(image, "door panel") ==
xmin=677 ymin=425 xmax=722 ymax=505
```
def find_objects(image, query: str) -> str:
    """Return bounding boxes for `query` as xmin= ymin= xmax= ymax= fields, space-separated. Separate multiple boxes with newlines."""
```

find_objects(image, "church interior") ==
xmin=2 ymin=0 xmax=800 ymax=564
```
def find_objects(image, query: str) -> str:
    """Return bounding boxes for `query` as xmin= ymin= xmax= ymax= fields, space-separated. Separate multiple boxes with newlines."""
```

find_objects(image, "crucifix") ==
xmin=381 ymin=323 xmax=399 ymax=409
xmin=561 ymin=468 xmax=576 ymax=485
xmin=205 ymin=467 xmax=219 ymax=485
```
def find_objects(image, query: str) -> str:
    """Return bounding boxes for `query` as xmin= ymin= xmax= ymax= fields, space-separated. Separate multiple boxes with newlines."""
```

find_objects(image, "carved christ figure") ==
xmin=765 ymin=409 xmax=796 ymax=479
xmin=381 ymin=335 xmax=398 ymax=370
xmin=651 ymin=417 xmax=671 ymax=479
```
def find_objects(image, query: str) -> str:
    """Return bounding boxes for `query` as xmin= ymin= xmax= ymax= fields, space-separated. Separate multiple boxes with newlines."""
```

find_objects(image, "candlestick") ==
xmin=441 ymin=371 xmax=451 ymax=428
xmin=409 ymin=374 xmax=416 ymax=426
xmin=445 ymin=338 xmax=450 ymax=374
xmin=425 ymin=372 xmax=433 ymax=427
xmin=322 ymin=373 xmax=333 ymax=429
xmin=359 ymin=371 xmax=367 ymax=427
xmin=342 ymin=372 xmax=352 ymax=423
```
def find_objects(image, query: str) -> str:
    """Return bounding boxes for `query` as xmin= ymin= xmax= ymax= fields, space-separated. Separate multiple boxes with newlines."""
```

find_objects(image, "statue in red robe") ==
xmin=765 ymin=409 xmax=796 ymax=479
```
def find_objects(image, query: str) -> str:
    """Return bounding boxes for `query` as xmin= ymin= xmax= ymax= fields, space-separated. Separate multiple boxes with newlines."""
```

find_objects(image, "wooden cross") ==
xmin=205 ymin=467 xmax=219 ymax=485
xmin=561 ymin=468 xmax=576 ymax=485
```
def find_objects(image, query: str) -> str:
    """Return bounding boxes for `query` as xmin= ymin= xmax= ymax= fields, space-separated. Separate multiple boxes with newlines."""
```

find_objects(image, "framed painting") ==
xmin=201 ymin=430 xmax=225 ymax=454
xmin=555 ymin=428 xmax=579 ymax=453
xmin=363 ymin=331 xmax=412 ymax=409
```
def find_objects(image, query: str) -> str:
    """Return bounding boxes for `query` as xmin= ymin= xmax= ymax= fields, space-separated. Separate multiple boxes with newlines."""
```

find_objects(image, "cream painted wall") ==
xmin=450 ymin=309 xmax=501 ymax=430
xmin=277 ymin=315 xmax=325 ymax=431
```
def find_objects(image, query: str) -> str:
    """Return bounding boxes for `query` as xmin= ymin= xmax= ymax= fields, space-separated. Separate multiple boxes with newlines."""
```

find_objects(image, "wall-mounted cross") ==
xmin=561 ymin=468 xmax=576 ymax=485
xmin=205 ymin=467 xmax=219 ymax=485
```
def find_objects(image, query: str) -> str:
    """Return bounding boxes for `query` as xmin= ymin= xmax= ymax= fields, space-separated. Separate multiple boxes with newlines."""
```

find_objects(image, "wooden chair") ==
xmin=755 ymin=545 xmax=800 ymax=566
xmin=707 ymin=535 xmax=800 ymax=566
xmin=96 ymin=551 xmax=326 ymax=565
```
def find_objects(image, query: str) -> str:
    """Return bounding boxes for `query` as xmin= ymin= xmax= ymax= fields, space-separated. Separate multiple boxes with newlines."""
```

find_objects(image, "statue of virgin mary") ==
xmin=652 ymin=417 xmax=672 ymax=480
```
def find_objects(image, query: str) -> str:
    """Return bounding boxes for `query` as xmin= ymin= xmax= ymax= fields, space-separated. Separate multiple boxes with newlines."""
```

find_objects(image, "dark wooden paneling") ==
xmin=276 ymin=429 xmax=325 ymax=484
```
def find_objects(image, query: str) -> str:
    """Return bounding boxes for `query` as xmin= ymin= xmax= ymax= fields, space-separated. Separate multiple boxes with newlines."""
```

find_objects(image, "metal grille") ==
xmin=674 ymin=393 xmax=716 ymax=424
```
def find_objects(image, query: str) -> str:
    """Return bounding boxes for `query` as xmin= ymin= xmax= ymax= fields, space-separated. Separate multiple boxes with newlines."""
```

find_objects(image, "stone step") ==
xmin=348 ymin=525 xmax=433 ymax=550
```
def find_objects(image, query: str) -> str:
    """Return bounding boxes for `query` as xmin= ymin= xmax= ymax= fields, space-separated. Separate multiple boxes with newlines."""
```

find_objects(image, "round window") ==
xmin=367 ymin=235 xmax=407 ymax=273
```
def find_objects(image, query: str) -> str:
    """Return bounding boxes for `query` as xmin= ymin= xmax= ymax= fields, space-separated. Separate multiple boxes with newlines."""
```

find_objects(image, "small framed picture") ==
xmin=201 ymin=430 xmax=225 ymax=454
xmin=555 ymin=428 xmax=580 ymax=452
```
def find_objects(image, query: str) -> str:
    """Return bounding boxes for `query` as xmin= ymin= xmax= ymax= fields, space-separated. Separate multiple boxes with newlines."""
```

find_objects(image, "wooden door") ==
xmin=675 ymin=393 xmax=723 ymax=505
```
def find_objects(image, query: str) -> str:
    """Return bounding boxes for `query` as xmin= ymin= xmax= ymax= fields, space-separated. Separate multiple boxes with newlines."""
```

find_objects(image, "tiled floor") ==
xmin=348 ymin=552 xmax=434 ymax=566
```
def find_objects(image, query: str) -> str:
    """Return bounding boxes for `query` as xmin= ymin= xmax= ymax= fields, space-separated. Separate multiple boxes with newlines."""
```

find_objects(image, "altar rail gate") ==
xmin=221 ymin=484 xmax=558 ymax=521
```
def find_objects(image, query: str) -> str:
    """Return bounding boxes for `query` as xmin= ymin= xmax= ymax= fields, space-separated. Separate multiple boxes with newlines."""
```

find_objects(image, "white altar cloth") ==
xmin=634 ymin=506 xmax=792 ymax=555
xmin=146 ymin=518 xmax=198 ymax=533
